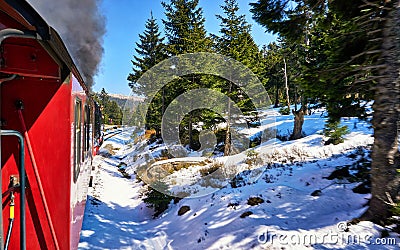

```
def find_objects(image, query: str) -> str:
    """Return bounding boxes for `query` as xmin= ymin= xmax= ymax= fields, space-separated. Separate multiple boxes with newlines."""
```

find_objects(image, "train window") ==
xmin=74 ymin=99 xmax=82 ymax=182
xmin=86 ymin=106 xmax=91 ymax=152
xmin=83 ymin=105 xmax=87 ymax=161
xmin=83 ymin=105 xmax=91 ymax=160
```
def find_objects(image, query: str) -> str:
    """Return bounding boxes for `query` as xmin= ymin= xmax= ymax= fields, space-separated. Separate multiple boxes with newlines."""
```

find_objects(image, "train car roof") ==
xmin=0 ymin=0 xmax=88 ymax=92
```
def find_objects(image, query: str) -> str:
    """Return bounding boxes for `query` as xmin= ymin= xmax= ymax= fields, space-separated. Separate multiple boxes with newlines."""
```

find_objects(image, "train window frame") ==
xmin=83 ymin=104 xmax=87 ymax=161
xmin=74 ymin=98 xmax=82 ymax=183
xmin=83 ymin=105 xmax=91 ymax=159
xmin=87 ymin=106 xmax=92 ymax=151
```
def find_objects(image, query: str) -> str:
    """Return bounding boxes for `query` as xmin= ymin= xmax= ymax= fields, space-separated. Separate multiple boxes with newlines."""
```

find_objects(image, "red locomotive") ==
xmin=0 ymin=0 xmax=100 ymax=249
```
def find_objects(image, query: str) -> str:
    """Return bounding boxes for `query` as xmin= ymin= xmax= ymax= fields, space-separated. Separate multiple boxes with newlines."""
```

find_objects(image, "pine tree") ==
xmin=93 ymin=88 xmax=123 ymax=125
xmin=162 ymin=0 xmax=211 ymax=55
xmin=261 ymin=43 xmax=284 ymax=108
xmin=162 ymin=0 xmax=212 ymax=149
xmin=214 ymin=0 xmax=263 ymax=155
xmin=215 ymin=0 xmax=264 ymax=83
xmin=359 ymin=0 xmax=400 ymax=224
xmin=250 ymin=0 xmax=325 ymax=43
xmin=299 ymin=2 xmax=372 ymax=121
xmin=127 ymin=12 xmax=166 ymax=132
xmin=251 ymin=0 xmax=400 ymax=223
xmin=250 ymin=0 xmax=364 ymax=141
xmin=128 ymin=12 xmax=165 ymax=88
xmin=143 ymin=182 xmax=173 ymax=218
xmin=98 ymin=88 xmax=110 ymax=108
xmin=250 ymin=1 xmax=311 ymax=140
xmin=104 ymin=101 xmax=123 ymax=125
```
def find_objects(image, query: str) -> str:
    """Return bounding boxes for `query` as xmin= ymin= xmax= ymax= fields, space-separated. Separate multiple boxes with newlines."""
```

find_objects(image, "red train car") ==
xmin=0 ymin=0 xmax=96 ymax=249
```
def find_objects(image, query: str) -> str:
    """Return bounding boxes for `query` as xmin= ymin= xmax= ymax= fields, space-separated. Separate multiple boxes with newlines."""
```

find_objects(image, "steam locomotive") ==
xmin=0 ymin=0 xmax=101 ymax=249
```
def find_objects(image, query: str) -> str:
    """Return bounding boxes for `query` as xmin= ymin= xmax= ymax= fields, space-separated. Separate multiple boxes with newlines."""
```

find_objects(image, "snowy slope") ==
xmin=78 ymin=109 xmax=400 ymax=250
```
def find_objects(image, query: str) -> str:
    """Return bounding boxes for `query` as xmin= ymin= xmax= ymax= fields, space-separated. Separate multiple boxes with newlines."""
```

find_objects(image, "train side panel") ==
xmin=1 ymin=75 xmax=72 ymax=249
xmin=0 ymin=2 xmax=95 ymax=248
xmin=70 ymin=76 xmax=93 ymax=250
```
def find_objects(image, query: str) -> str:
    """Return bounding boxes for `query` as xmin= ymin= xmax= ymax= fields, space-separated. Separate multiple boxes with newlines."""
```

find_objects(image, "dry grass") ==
xmin=100 ymin=144 xmax=117 ymax=157
xmin=247 ymin=197 xmax=264 ymax=206
xmin=199 ymin=161 xmax=224 ymax=177
xmin=144 ymin=129 xmax=156 ymax=139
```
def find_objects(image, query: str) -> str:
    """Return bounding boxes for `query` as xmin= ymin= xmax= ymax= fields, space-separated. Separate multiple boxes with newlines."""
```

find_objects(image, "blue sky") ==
xmin=93 ymin=0 xmax=276 ymax=95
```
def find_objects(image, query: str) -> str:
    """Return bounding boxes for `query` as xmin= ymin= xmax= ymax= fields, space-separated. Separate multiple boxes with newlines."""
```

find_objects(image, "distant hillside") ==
xmin=108 ymin=93 xmax=144 ymax=110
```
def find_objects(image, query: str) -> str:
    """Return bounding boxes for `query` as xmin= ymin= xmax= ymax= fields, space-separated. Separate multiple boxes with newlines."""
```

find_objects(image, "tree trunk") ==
xmin=362 ymin=2 xmax=400 ymax=224
xmin=189 ymin=76 xmax=195 ymax=149
xmin=158 ymin=88 xmax=166 ymax=138
xmin=274 ymin=85 xmax=280 ymax=108
xmin=283 ymin=58 xmax=290 ymax=111
xmin=294 ymin=86 xmax=298 ymax=111
xmin=162 ymin=88 xmax=166 ymax=115
xmin=224 ymin=124 xmax=231 ymax=156
xmin=188 ymin=113 xmax=193 ymax=149
xmin=290 ymin=106 xmax=305 ymax=140
xmin=155 ymin=125 xmax=161 ymax=138
xmin=224 ymin=82 xmax=233 ymax=156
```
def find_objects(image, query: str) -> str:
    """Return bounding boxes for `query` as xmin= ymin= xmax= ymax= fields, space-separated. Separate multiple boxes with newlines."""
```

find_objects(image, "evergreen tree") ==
xmin=250 ymin=1 xmax=309 ymax=139
xmin=98 ymin=88 xmax=110 ymax=108
xmin=300 ymin=2 xmax=372 ymax=121
xmin=162 ymin=0 xmax=212 ymax=149
xmin=252 ymin=0 xmax=400 ymax=223
xmin=359 ymin=0 xmax=400 ymax=224
xmin=250 ymin=0 xmax=322 ymax=43
xmin=261 ymin=42 xmax=284 ymax=108
xmin=143 ymin=182 xmax=173 ymax=218
xmin=250 ymin=0 xmax=362 ymax=141
xmin=162 ymin=0 xmax=211 ymax=55
xmin=128 ymin=12 xmax=165 ymax=89
xmin=214 ymin=0 xmax=263 ymax=155
xmin=93 ymin=88 xmax=123 ymax=125
xmin=215 ymin=0 xmax=259 ymax=67
xmin=127 ymin=12 xmax=166 ymax=133
xmin=104 ymin=100 xmax=123 ymax=125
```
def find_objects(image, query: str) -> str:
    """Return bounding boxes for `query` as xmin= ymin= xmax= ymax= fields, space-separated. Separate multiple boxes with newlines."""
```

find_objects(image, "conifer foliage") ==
xmin=127 ymin=13 xmax=166 ymax=132
xmin=251 ymin=0 xmax=400 ymax=223
xmin=214 ymin=0 xmax=264 ymax=155
xmin=358 ymin=0 xmax=400 ymax=224
xmin=161 ymin=0 xmax=213 ymax=149
xmin=93 ymin=88 xmax=123 ymax=125
xmin=127 ymin=12 xmax=165 ymax=91
xmin=126 ymin=0 xmax=400 ymax=223
xmin=162 ymin=0 xmax=211 ymax=55
xmin=215 ymin=0 xmax=260 ymax=71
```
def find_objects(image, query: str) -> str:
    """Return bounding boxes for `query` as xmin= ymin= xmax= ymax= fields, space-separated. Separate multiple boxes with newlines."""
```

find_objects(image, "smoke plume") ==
xmin=27 ymin=0 xmax=106 ymax=90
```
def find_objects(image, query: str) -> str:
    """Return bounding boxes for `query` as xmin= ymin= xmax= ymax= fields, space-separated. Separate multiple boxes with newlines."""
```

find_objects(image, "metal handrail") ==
xmin=1 ymin=130 xmax=26 ymax=250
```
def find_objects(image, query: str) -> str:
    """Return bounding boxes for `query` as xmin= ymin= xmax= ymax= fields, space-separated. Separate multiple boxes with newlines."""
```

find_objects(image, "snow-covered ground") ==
xmin=78 ymin=107 xmax=400 ymax=249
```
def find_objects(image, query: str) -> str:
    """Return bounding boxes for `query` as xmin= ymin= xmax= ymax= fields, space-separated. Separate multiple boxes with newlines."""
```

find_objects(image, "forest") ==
xmin=126 ymin=0 xmax=400 ymax=227
xmin=93 ymin=88 xmax=123 ymax=125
